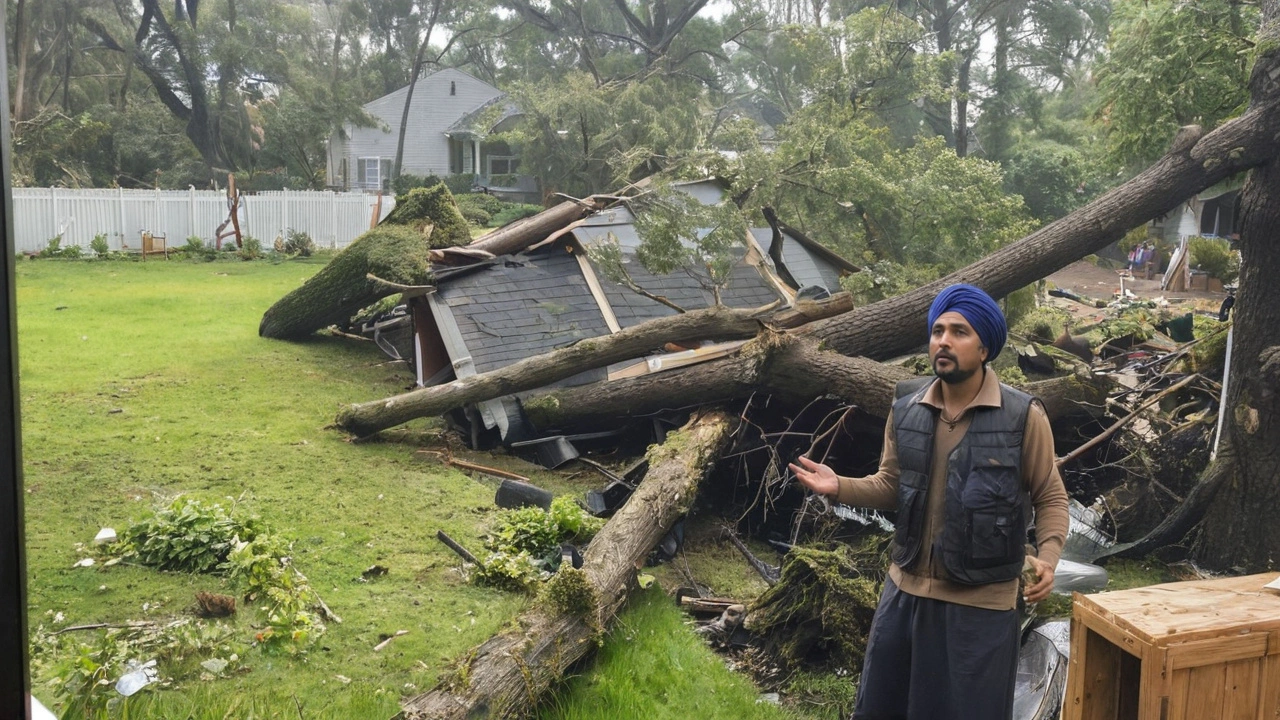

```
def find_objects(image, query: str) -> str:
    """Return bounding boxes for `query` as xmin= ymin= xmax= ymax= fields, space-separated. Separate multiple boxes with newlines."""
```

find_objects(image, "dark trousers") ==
xmin=851 ymin=577 xmax=1020 ymax=720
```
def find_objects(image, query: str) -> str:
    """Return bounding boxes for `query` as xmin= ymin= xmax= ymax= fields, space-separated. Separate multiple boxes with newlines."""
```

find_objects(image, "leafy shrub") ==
xmin=38 ymin=236 xmax=63 ymax=258
xmin=444 ymin=173 xmax=477 ymax=195
xmin=184 ymin=236 xmax=205 ymax=253
xmin=58 ymin=244 xmax=82 ymax=259
xmin=119 ymin=497 xmax=265 ymax=574
xmin=238 ymin=235 xmax=263 ymax=260
xmin=282 ymin=229 xmax=314 ymax=257
xmin=392 ymin=172 xmax=443 ymax=196
xmin=457 ymin=204 xmax=491 ymax=226
xmin=488 ymin=203 xmax=543 ymax=228
xmin=456 ymin=192 xmax=507 ymax=216
xmin=89 ymin=233 xmax=110 ymax=257
xmin=1188 ymin=236 xmax=1239 ymax=283
xmin=117 ymin=498 xmax=326 ymax=656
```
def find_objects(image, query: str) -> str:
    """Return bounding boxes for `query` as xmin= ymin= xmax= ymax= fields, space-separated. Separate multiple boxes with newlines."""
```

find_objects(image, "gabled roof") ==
xmin=359 ymin=68 xmax=505 ymax=127
xmin=446 ymin=96 xmax=523 ymax=136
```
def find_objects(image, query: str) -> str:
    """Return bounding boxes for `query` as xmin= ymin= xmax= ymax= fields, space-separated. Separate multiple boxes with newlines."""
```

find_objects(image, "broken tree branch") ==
xmin=1057 ymin=374 xmax=1201 ymax=468
xmin=401 ymin=410 xmax=737 ymax=719
xmin=435 ymin=530 xmax=479 ymax=565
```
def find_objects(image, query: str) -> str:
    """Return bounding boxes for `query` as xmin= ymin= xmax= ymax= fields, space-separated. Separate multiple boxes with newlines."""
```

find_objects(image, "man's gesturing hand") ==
xmin=1023 ymin=555 xmax=1056 ymax=604
xmin=788 ymin=456 xmax=840 ymax=498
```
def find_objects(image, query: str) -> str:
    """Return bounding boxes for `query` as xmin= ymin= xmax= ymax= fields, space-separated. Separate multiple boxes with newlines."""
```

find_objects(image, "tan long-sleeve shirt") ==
xmin=836 ymin=366 xmax=1070 ymax=611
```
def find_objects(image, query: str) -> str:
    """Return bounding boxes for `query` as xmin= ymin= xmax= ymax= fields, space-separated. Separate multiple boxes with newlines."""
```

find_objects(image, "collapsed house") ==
xmin=360 ymin=179 xmax=859 ymax=448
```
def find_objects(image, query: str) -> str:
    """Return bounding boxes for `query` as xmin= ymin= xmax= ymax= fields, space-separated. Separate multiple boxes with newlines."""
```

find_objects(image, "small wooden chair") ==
xmin=140 ymin=231 xmax=168 ymax=259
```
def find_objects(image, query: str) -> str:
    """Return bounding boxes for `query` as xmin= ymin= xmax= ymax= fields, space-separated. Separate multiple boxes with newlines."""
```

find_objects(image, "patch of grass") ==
xmin=537 ymin=587 xmax=796 ymax=720
xmin=1103 ymin=558 xmax=1175 ymax=591
xmin=17 ymin=260 xmax=528 ymax=715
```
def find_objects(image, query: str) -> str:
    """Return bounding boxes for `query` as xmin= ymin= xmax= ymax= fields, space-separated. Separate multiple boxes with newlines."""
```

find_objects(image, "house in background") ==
xmin=360 ymin=178 xmax=860 ymax=445
xmin=325 ymin=68 xmax=538 ymax=201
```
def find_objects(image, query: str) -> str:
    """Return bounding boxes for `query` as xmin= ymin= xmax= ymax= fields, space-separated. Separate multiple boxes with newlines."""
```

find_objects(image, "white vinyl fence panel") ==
xmin=11 ymin=187 xmax=396 ymax=254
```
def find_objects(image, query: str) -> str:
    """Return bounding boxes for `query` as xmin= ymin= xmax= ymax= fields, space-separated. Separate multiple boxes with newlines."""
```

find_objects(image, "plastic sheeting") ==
xmin=1053 ymin=557 xmax=1108 ymax=595
xmin=1013 ymin=621 xmax=1070 ymax=720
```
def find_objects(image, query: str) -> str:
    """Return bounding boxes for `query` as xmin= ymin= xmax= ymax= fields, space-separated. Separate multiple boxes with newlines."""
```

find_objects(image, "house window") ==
xmin=357 ymin=157 xmax=392 ymax=189
xmin=450 ymin=81 xmax=456 ymax=96
xmin=487 ymin=156 xmax=520 ymax=177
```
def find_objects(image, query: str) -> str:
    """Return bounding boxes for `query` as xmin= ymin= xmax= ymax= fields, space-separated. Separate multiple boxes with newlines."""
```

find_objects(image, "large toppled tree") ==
xmin=327 ymin=7 xmax=1280 ymax=716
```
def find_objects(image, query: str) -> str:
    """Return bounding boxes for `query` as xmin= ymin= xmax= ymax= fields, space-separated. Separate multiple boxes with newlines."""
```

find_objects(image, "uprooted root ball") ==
xmin=743 ymin=537 xmax=888 ymax=674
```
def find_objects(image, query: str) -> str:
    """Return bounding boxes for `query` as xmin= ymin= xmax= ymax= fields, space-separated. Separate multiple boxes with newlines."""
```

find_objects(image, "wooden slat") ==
xmin=1181 ymin=664 xmax=1227 ymax=720
xmin=1221 ymin=659 xmax=1261 ymax=720
xmin=1075 ymin=573 xmax=1280 ymax=647
xmin=1081 ymin=627 xmax=1124 ymax=720
xmin=1167 ymin=668 xmax=1191 ymax=720
xmin=1257 ymin=653 xmax=1280 ymax=720
xmin=1077 ymin=600 xmax=1145 ymax=658
xmin=1168 ymin=633 xmax=1270 ymax=670
xmin=1066 ymin=614 xmax=1091 ymax=720
xmin=1137 ymin=647 xmax=1169 ymax=720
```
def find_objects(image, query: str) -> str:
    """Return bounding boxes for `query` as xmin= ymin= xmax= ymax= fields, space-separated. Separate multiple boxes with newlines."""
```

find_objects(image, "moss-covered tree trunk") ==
xmin=400 ymin=410 xmax=737 ymax=719
xmin=258 ymin=226 xmax=434 ymax=340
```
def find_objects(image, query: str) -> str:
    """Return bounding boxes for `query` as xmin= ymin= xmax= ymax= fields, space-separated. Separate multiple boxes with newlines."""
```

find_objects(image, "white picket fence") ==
xmin=11 ymin=187 xmax=397 ymax=254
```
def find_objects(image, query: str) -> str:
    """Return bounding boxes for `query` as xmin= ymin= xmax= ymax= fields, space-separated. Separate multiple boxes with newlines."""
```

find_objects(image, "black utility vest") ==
xmin=889 ymin=378 xmax=1035 ymax=586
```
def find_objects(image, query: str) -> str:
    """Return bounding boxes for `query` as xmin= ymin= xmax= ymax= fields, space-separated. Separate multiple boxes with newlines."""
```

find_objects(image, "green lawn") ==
xmin=16 ymin=257 xmax=796 ymax=719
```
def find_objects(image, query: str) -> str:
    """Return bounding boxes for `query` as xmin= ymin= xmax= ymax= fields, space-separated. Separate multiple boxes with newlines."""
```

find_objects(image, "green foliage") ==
xmin=1095 ymin=0 xmax=1257 ymax=167
xmin=1003 ymin=141 xmax=1090 ymax=221
xmin=745 ymin=540 xmax=886 ymax=673
xmin=549 ymin=495 xmax=605 ymax=542
xmin=475 ymin=497 xmax=603 ymax=593
xmin=539 ymin=566 xmax=598 ymax=620
xmin=392 ymin=173 xmax=443 ymax=196
xmin=238 ymin=236 xmax=263 ymax=261
xmin=591 ymin=181 xmax=747 ymax=305
xmin=38 ymin=237 xmax=64 ymax=259
xmin=784 ymin=670 xmax=858 ymax=720
xmin=1013 ymin=306 xmax=1072 ymax=343
xmin=31 ymin=618 xmax=242 ymax=717
xmin=457 ymin=205 xmax=491 ymax=226
xmin=538 ymin=587 xmax=794 ymax=720
xmin=117 ymin=497 xmax=324 ymax=656
xmin=1188 ymin=236 xmax=1240 ymax=283
xmin=444 ymin=174 xmax=479 ymax=196
xmin=381 ymin=184 xmax=471 ymax=248
xmin=90 ymin=234 xmax=110 ymax=258
xmin=488 ymin=203 xmax=544 ymax=228
xmin=119 ymin=498 xmax=264 ymax=574
xmin=282 ymin=229 xmax=315 ymax=257
xmin=840 ymin=261 xmax=942 ymax=306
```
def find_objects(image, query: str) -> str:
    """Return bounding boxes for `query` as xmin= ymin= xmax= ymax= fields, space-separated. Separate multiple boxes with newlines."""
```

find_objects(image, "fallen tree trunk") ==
xmin=338 ymin=90 xmax=1280 ymax=435
xmin=401 ymin=410 xmax=737 ymax=719
xmin=335 ymin=295 xmax=852 ymax=437
xmin=259 ymin=226 xmax=434 ymax=340
xmin=458 ymin=197 xmax=606 ymax=259
xmin=521 ymin=333 xmax=1112 ymax=433
xmin=805 ymin=95 xmax=1280 ymax=360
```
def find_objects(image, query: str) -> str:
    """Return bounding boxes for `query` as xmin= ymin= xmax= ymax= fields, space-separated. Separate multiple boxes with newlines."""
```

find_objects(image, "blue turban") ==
xmin=927 ymin=284 xmax=1007 ymax=362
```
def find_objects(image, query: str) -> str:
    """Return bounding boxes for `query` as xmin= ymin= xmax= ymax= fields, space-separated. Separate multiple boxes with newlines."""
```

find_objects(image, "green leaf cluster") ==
xmin=474 ymin=496 xmax=604 ymax=593
xmin=1188 ymin=236 xmax=1240 ymax=283
xmin=119 ymin=498 xmax=265 ymax=574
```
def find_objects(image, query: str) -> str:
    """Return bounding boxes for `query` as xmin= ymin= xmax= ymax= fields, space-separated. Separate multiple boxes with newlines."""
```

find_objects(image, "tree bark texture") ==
xmin=459 ymin=198 xmax=606 ymax=259
xmin=400 ymin=410 xmax=737 ymax=719
xmin=1196 ymin=0 xmax=1280 ymax=570
xmin=520 ymin=334 xmax=1111 ymax=433
xmin=258 ymin=226 xmax=433 ymax=340
xmin=335 ymin=295 xmax=852 ymax=437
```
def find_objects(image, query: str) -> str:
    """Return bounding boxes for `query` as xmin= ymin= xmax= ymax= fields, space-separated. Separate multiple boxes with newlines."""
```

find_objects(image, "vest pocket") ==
xmin=891 ymin=471 xmax=928 ymax=567
xmin=966 ymin=506 xmax=1022 ymax=568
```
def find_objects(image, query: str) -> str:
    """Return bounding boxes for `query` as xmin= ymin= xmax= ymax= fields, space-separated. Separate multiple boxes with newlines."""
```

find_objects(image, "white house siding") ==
xmin=333 ymin=68 xmax=504 ymax=190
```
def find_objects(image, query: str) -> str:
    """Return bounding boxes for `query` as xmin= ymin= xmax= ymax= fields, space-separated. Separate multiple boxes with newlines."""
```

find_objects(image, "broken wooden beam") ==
xmin=435 ymin=530 xmax=479 ymax=566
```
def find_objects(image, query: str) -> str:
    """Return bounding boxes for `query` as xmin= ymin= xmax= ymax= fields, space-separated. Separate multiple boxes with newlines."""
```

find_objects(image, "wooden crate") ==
xmin=1065 ymin=573 xmax=1280 ymax=720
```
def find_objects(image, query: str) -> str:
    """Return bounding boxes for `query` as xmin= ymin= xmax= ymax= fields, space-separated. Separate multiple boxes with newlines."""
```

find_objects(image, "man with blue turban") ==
xmin=790 ymin=284 xmax=1069 ymax=720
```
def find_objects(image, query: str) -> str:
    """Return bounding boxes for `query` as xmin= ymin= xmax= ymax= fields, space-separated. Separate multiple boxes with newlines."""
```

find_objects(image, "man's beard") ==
xmin=932 ymin=355 xmax=979 ymax=384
